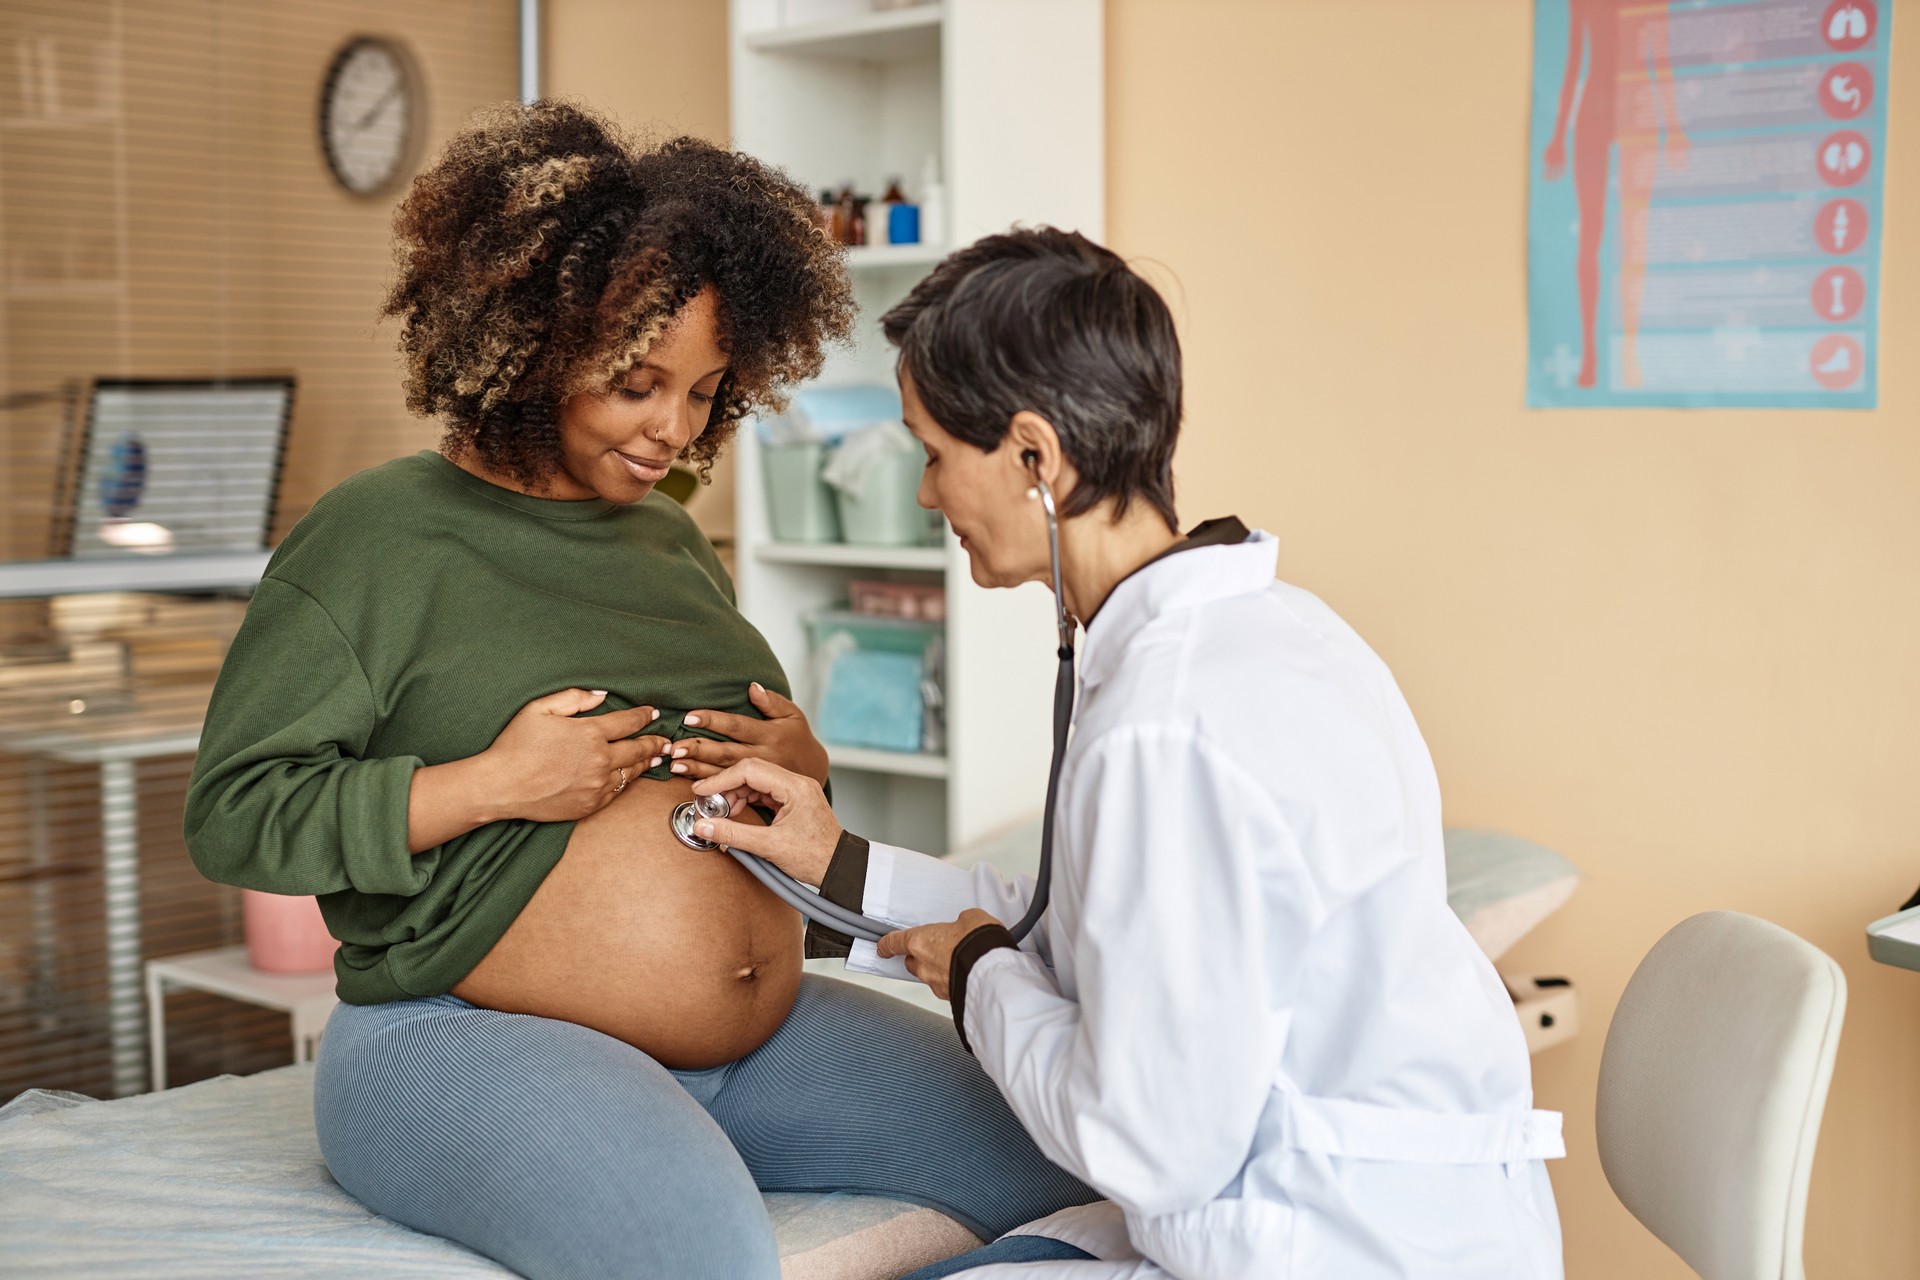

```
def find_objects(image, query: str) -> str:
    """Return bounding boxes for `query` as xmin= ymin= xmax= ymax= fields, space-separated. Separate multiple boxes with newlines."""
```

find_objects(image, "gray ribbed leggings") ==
xmin=312 ymin=975 xmax=1095 ymax=1279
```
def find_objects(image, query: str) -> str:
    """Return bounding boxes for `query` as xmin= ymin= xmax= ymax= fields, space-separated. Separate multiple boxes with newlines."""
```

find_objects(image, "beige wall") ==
xmin=1108 ymin=1 xmax=1916 ymax=1275
xmin=545 ymin=0 xmax=730 ymax=143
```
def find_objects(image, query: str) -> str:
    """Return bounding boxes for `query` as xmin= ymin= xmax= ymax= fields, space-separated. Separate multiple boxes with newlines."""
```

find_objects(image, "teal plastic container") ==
xmin=762 ymin=442 xmax=840 ymax=543
xmin=805 ymin=609 xmax=944 ymax=754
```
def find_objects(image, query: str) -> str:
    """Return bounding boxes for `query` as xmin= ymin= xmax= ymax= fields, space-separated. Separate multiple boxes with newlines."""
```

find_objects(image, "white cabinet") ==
xmin=728 ymin=0 xmax=1102 ymax=855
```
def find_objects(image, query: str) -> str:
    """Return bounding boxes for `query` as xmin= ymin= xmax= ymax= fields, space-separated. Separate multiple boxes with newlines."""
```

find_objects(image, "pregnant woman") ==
xmin=185 ymin=103 xmax=1090 ymax=1279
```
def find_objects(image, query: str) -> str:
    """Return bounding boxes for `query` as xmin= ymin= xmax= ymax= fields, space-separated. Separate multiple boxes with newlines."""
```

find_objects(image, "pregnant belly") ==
xmin=452 ymin=776 xmax=803 ymax=1069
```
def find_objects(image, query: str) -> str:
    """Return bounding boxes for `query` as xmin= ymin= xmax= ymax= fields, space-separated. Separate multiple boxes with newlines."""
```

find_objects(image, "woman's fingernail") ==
xmin=693 ymin=821 xmax=712 ymax=838
xmin=684 ymin=714 xmax=701 ymax=727
xmin=751 ymin=682 xmax=763 ymax=694
xmin=590 ymin=689 xmax=607 ymax=697
xmin=672 ymin=747 xmax=687 ymax=759
xmin=671 ymin=762 xmax=687 ymax=774
xmin=648 ymin=757 xmax=662 ymax=768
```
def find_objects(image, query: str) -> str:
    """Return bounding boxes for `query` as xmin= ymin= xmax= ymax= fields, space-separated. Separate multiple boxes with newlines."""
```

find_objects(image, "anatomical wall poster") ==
xmin=1528 ymin=0 xmax=1891 ymax=408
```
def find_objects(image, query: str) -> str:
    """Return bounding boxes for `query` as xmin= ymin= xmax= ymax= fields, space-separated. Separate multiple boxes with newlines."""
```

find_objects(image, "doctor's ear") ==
xmin=1006 ymin=411 xmax=1067 ymax=489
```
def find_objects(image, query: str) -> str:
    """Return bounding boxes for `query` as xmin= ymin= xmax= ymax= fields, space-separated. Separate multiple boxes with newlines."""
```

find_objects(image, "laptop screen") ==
xmin=65 ymin=379 xmax=292 ymax=559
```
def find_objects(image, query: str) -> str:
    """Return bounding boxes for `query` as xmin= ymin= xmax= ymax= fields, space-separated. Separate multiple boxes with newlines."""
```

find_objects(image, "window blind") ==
xmin=0 ymin=0 xmax=518 ymax=1101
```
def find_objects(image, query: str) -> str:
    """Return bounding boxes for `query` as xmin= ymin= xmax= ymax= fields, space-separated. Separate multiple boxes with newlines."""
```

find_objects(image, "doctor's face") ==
xmin=901 ymin=370 xmax=1052 ymax=591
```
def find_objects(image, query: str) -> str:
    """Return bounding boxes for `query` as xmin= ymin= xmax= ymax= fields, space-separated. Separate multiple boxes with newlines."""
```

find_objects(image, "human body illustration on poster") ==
xmin=1528 ymin=0 xmax=1891 ymax=408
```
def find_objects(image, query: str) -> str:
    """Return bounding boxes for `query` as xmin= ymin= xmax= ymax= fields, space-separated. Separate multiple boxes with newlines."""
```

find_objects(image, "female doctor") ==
xmin=683 ymin=228 xmax=1566 ymax=1280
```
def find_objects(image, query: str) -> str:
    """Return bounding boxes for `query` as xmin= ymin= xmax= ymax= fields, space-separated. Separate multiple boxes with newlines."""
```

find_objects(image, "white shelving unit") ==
xmin=729 ymin=0 xmax=1102 ymax=856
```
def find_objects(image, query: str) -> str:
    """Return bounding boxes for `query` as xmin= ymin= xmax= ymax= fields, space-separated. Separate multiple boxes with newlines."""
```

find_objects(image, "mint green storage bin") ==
xmin=833 ymin=448 xmax=926 ymax=547
xmin=762 ymin=442 xmax=840 ymax=544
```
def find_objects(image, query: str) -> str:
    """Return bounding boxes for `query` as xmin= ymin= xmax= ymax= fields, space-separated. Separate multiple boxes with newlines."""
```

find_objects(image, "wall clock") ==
xmin=318 ymin=36 xmax=423 ymax=198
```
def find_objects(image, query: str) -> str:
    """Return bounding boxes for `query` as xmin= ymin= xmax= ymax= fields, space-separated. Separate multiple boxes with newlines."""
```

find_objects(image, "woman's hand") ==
xmin=876 ymin=909 xmax=1005 ymax=1001
xmin=688 ymin=757 xmax=842 ymax=886
xmin=483 ymin=688 xmax=674 ymax=823
xmin=668 ymin=682 xmax=831 ymax=786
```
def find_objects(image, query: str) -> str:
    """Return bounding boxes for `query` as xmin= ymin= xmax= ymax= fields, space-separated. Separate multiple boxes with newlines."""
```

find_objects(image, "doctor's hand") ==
xmin=876 ymin=910 xmax=1003 ymax=1002
xmin=669 ymin=683 xmax=831 ymax=786
xmin=688 ymin=757 xmax=841 ymax=886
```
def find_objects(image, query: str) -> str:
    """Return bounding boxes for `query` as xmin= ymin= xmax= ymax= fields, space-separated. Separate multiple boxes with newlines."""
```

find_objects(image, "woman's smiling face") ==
xmin=548 ymin=286 xmax=730 ymax=503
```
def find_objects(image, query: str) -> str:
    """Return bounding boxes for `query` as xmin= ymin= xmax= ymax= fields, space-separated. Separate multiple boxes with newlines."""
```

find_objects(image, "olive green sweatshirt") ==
xmin=185 ymin=451 xmax=788 ymax=1004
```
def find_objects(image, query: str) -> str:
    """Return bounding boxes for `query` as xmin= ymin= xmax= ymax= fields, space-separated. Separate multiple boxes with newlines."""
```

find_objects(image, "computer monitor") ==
xmin=60 ymin=377 xmax=294 ymax=559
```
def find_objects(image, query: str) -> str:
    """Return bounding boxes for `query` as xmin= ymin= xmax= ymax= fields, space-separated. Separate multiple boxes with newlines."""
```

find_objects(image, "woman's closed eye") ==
xmin=618 ymin=385 xmax=716 ymax=405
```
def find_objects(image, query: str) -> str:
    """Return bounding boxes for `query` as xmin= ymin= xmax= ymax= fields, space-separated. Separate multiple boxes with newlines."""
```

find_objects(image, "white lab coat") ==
xmin=841 ymin=531 xmax=1566 ymax=1280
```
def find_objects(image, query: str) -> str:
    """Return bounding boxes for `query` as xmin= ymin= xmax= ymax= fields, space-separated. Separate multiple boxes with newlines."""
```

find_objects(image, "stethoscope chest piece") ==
xmin=670 ymin=793 xmax=731 ymax=851
xmin=664 ymin=462 xmax=1073 ymax=946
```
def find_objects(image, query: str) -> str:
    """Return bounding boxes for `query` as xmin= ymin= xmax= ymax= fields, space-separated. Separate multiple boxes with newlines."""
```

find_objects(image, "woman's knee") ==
xmin=315 ymin=998 xmax=780 ymax=1280
xmin=719 ymin=977 xmax=1096 ymax=1236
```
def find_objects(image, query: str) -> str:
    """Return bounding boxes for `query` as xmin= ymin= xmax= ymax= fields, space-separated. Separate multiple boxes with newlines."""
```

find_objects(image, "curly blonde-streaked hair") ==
xmin=381 ymin=101 xmax=854 ymax=486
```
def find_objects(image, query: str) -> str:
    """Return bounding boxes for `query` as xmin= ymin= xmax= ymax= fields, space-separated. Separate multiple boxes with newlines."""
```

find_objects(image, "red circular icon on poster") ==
xmin=1815 ymin=198 xmax=1869 ymax=254
xmin=1809 ymin=334 xmax=1863 ymax=390
xmin=1821 ymin=1 xmax=1876 ymax=52
xmin=1817 ymin=131 xmax=1871 ymax=186
xmin=1819 ymin=62 xmax=1873 ymax=119
xmin=1810 ymin=267 xmax=1865 ymax=322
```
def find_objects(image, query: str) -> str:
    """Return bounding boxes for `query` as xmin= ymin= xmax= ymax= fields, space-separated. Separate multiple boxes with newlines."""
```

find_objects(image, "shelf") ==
xmin=845 ymin=243 xmax=946 ymax=270
xmin=743 ymin=4 xmax=942 ymax=61
xmin=829 ymin=744 xmax=949 ymax=778
xmin=755 ymin=541 xmax=945 ymax=571
xmin=0 ymin=551 xmax=270 ymax=600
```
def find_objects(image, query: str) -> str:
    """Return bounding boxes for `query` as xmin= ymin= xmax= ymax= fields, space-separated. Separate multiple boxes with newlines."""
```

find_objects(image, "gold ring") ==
xmin=613 ymin=766 xmax=628 ymax=794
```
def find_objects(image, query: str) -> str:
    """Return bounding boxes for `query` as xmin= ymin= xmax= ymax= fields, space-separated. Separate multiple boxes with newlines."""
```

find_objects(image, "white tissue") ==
xmin=821 ymin=421 xmax=915 ymax=499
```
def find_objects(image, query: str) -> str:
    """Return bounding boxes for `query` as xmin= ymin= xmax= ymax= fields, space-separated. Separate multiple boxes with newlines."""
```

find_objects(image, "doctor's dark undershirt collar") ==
xmin=1082 ymin=515 xmax=1252 ymax=628
xmin=805 ymin=516 xmax=1254 ymax=1055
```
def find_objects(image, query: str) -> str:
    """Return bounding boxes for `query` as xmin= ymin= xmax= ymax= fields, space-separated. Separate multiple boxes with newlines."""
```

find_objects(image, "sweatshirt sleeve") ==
xmin=185 ymin=576 xmax=429 ymax=897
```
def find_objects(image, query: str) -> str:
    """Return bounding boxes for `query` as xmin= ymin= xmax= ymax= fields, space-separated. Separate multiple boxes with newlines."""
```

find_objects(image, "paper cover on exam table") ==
xmin=0 ymin=1058 xmax=977 ymax=1279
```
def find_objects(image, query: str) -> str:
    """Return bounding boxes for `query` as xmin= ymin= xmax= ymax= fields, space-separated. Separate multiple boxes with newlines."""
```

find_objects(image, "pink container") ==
xmin=241 ymin=890 xmax=337 ymax=974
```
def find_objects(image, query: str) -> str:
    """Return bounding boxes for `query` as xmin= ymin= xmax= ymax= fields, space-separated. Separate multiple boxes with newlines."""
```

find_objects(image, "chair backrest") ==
xmin=1597 ymin=911 xmax=1845 ymax=1280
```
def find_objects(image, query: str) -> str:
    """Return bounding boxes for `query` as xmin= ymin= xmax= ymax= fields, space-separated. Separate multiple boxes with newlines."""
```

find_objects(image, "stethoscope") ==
xmin=669 ymin=453 xmax=1075 ymax=945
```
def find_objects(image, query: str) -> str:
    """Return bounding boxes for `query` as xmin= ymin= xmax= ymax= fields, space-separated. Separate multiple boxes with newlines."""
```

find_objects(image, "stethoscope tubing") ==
xmin=687 ymin=467 xmax=1076 ymax=953
xmin=724 ymin=846 xmax=893 ymax=943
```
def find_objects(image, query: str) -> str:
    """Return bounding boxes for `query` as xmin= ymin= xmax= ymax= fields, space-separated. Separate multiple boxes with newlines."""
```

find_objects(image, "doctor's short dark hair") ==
xmin=881 ymin=227 xmax=1182 ymax=530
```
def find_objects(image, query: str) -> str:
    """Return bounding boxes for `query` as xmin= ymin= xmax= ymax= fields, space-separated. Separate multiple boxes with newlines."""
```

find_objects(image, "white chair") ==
xmin=1597 ymin=911 xmax=1846 ymax=1280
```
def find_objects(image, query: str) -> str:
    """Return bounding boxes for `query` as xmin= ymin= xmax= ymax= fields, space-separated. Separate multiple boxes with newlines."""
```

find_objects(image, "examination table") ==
xmin=0 ymin=1038 xmax=980 ymax=1280
xmin=0 ymin=826 xmax=1576 ymax=1278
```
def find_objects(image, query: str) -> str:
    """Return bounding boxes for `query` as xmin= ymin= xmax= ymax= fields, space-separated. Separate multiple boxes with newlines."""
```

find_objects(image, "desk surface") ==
xmin=147 ymin=945 xmax=338 ymax=1012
